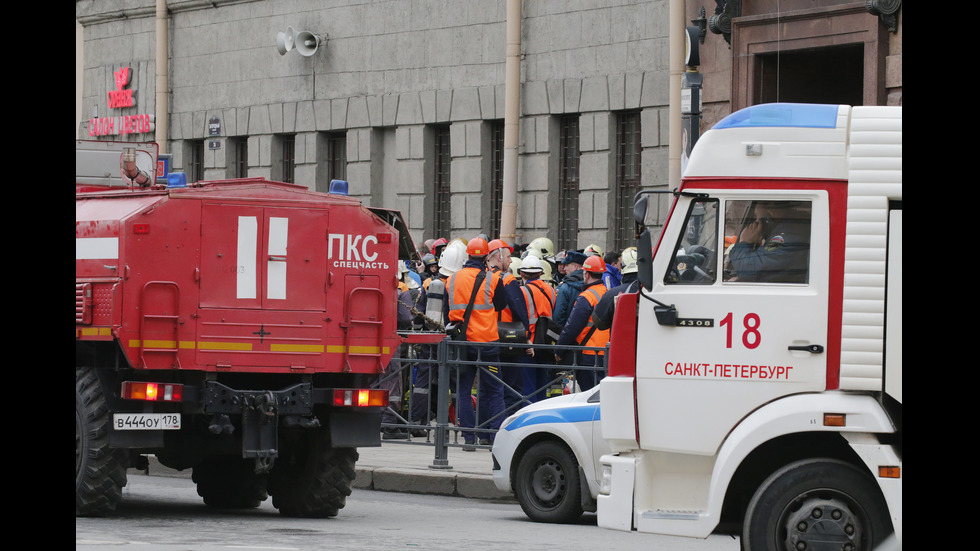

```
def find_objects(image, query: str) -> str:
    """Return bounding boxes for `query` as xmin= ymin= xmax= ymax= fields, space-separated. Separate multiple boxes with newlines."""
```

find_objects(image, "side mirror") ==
xmin=633 ymin=195 xmax=648 ymax=226
xmin=636 ymin=228 xmax=653 ymax=291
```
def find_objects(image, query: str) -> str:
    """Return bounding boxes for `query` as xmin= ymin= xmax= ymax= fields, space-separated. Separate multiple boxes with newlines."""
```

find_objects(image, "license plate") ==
xmin=113 ymin=413 xmax=181 ymax=430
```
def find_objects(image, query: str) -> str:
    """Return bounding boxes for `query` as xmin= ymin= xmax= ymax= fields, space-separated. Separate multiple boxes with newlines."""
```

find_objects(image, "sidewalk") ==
xmin=145 ymin=440 xmax=513 ymax=502
xmin=355 ymin=440 xmax=512 ymax=501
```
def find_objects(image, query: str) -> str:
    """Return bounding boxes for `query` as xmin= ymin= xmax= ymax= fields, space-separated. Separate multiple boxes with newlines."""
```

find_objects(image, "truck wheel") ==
xmin=193 ymin=459 xmax=269 ymax=509
xmin=742 ymin=458 xmax=893 ymax=551
xmin=76 ymin=366 xmax=128 ymax=516
xmin=514 ymin=440 xmax=583 ymax=523
xmin=268 ymin=428 xmax=358 ymax=518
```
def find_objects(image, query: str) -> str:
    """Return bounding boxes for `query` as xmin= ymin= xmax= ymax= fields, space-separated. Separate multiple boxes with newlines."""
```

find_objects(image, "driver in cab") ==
xmin=727 ymin=201 xmax=810 ymax=284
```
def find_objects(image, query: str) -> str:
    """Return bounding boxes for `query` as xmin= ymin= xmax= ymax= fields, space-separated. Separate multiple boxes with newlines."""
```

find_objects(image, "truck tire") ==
xmin=742 ymin=458 xmax=892 ymax=551
xmin=514 ymin=440 xmax=583 ymax=523
xmin=76 ymin=366 xmax=128 ymax=516
xmin=193 ymin=458 xmax=269 ymax=509
xmin=268 ymin=428 xmax=358 ymax=518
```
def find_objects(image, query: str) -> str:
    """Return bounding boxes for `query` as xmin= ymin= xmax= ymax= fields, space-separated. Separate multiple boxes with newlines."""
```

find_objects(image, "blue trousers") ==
xmin=456 ymin=343 xmax=502 ymax=443
xmin=576 ymin=352 xmax=603 ymax=391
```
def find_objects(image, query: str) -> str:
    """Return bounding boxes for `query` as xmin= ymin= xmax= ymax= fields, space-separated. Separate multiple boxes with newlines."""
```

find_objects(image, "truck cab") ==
xmin=598 ymin=103 xmax=902 ymax=550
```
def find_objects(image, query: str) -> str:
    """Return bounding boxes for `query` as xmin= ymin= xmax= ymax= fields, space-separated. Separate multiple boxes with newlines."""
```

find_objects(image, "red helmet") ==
xmin=466 ymin=237 xmax=490 ymax=256
xmin=430 ymin=238 xmax=449 ymax=256
xmin=582 ymin=255 xmax=606 ymax=274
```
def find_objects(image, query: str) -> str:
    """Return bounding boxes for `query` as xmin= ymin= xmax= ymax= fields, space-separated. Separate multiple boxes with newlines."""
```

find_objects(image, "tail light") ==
xmin=332 ymin=389 xmax=389 ymax=407
xmin=121 ymin=381 xmax=183 ymax=402
xmin=606 ymin=291 xmax=638 ymax=377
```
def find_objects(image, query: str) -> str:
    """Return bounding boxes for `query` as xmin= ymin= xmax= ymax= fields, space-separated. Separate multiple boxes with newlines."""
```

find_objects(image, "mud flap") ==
xmin=329 ymin=408 xmax=382 ymax=447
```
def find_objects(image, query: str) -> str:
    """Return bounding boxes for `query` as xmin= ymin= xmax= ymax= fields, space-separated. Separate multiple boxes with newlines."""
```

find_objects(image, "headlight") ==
xmin=599 ymin=464 xmax=612 ymax=495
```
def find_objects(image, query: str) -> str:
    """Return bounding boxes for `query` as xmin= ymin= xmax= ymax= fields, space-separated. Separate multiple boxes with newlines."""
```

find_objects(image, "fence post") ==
xmin=429 ymin=337 xmax=452 ymax=470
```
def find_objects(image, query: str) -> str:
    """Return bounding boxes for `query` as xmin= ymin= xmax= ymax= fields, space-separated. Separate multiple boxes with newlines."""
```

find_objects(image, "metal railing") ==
xmin=373 ymin=335 xmax=607 ymax=470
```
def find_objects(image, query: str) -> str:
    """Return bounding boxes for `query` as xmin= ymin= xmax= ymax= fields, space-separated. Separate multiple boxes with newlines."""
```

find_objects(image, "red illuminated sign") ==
xmin=89 ymin=66 xmax=154 ymax=137
xmin=107 ymin=67 xmax=135 ymax=108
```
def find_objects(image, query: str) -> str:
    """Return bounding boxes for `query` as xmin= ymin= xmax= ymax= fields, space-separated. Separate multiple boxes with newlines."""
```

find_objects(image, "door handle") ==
xmin=788 ymin=344 xmax=824 ymax=353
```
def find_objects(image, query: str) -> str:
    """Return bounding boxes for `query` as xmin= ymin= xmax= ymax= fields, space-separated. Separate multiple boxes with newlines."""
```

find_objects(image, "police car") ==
xmin=491 ymin=386 xmax=609 ymax=523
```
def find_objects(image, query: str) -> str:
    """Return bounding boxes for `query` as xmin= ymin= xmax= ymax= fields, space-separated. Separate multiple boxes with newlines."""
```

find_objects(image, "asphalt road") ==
xmin=76 ymin=473 xmax=744 ymax=551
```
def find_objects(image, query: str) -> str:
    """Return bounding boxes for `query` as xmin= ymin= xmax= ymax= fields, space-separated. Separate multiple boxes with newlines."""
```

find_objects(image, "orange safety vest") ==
xmin=522 ymin=279 xmax=555 ymax=341
xmin=496 ymin=269 xmax=518 ymax=324
xmin=576 ymin=284 xmax=609 ymax=355
xmin=446 ymin=266 xmax=501 ymax=342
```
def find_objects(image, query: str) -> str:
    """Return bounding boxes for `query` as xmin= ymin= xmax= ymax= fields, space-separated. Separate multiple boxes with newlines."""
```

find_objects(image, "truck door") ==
xmin=196 ymin=204 xmax=331 ymax=369
xmin=635 ymin=187 xmax=832 ymax=455
xmin=199 ymin=205 xmax=329 ymax=311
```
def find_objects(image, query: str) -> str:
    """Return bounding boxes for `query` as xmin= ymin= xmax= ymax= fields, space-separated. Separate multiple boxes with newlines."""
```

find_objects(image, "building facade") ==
xmin=76 ymin=0 xmax=901 ymax=251
xmin=689 ymin=0 xmax=902 ymax=131
xmin=77 ymin=0 xmax=673 ymax=252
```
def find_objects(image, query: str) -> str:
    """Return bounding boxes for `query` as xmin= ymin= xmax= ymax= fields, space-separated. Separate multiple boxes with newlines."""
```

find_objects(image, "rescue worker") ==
xmin=430 ymin=237 xmax=449 ymax=260
xmin=593 ymin=247 xmax=641 ymax=332
xmin=518 ymin=255 xmax=557 ymax=402
xmin=525 ymin=236 xmax=555 ymax=260
xmin=553 ymin=250 xmax=587 ymax=326
xmin=420 ymin=253 xmax=439 ymax=287
xmin=554 ymin=255 xmax=609 ymax=392
xmin=444 ymin=237 xmax=508 ymax=449
xmin=602 ymin=251 xmax=622 ymax=289
xmin=383 ymin=262 xmax=426 ymax=439
xmin=620 ymin=246 xmax=638 ymax=285
xmin=584 ymin=243 xmax=604 ymax=257
xmin=486 ymin=239 xmax=531 ymax=421
xmin=525 ymin=237 xmax=558 ymax=286
xmin=410 ymin=240 xmax=466 ymax=431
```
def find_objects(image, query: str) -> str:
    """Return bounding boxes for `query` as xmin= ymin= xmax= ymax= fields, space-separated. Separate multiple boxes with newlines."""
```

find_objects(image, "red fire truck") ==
xmin=598 ymin=104 xmax=902 ymax=550
xmin=76 ymin=141 xmax=413 ymax=517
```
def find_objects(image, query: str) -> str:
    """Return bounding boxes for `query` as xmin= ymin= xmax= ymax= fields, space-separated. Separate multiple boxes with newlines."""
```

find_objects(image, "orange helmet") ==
xmin=487 ymin=239 xmax=512 ymax=255
xmin=582 ymin=255 xmax=606 ymax=274
xmin=466 ymin=237 xmax=490 ymax=256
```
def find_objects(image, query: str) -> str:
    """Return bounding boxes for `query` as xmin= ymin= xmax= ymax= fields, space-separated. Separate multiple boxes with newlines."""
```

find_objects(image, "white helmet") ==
xmin=519 ymin=255 xmax=544 ymax=274
xmin=621 ymin=246 xmax=638 ymax=274
xmin=540 ymin=260 xmax=555 ymax=283
xmin=438 ymin=241 xmax=466 ymax=276
xmin=526 ymin=237 xmax=555 ymax=259
xmin=584 ymin=243 xmax=604 ymax=257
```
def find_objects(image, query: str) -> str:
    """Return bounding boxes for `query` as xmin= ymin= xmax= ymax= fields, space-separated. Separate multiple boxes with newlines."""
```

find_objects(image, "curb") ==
xmin=142 ymin=456 xmax=514 ymax=502
xmin=354 ymin=466 xmax=514 ymax=502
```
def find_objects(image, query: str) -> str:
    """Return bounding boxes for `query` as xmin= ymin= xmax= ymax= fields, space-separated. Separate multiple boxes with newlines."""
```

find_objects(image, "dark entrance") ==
xmin=753 ymin=44 xmax=864 ymax=106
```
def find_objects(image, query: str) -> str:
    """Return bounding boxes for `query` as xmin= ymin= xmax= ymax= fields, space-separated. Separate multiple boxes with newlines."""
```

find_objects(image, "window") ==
xmin=665 ymin=199 xmax=719 ymax=285
xmin=665 ymin=199 xmax=812 ymax=285
xmin=274 ymin=134 xmax=295 ymax=184
xmin=557 ymin=115 xmax=580 ymax=250
xmin=614 ymin=111 xmax=642 ymax=251
xmin=185 ymin=139 xmax=204 ymax=183
xmin=432 ymin=125 xmax=452 ymax=239
xmin=317 ymin=132 xmax=347 ymax=192
xmin=227 ymin=137 xmax=248 ymax=178
xmin=487 ymin=120 xmax=504 ymax=239
xmin=724 ymin=200 xmax=811 ymax=284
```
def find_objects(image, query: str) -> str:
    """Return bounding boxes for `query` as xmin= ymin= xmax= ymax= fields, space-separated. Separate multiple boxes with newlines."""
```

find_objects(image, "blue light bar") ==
xmin=714 ymin=103 xmax=840 ymax=130
xmin=167 ymin=172 xmax=187 ymax=188
xmin=329 ymin=179 xmax=349 ymax=195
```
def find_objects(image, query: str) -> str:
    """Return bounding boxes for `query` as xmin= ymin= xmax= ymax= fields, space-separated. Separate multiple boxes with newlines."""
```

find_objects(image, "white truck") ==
xmin=598 ymin=103 xmax=901 ymax=551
